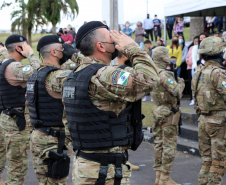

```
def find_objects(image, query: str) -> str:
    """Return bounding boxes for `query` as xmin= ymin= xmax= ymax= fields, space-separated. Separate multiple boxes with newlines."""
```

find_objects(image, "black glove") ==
xmin=62 ymin=43 xmax=77 ymax=60
xmin=0 ymin=42 xmax=4 ymax=47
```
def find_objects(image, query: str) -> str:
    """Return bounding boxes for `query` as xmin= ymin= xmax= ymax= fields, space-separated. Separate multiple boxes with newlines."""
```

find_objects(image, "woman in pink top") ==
xmin=186 ymin=36 xmax=199 ymax=105
xmin=174 ymin=17 xmax=184 ymax=35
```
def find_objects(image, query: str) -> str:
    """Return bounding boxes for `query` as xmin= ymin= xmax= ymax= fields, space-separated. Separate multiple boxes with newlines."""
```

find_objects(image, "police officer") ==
xmin=26 ymin=35 xmax=76 ymax=184
xmin=0 ymin=43 xmax=8 ymax=185
xmin=0 ymin=34 xmax=41 ymax=185
xmin=151 ymin=47 xmax=185 ymax=185
xmin=63 ymin=21 xmax=160 ymax=184
xmin=191 ymin=36 xmax=226 ymax=185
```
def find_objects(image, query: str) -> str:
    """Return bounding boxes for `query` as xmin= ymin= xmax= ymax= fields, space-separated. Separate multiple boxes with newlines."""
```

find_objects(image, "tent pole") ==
xmin=164 ymin=16 xmax=167 ymax=45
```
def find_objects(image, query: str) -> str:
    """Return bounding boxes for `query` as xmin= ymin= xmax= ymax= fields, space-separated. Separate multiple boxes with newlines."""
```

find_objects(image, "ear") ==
xmin=96 ymin=42 xmax=105 ymax=53
xmin=50 ymin=49 xmax=56 ymax=57
xmin=15 ymin=45 xmax=22 ymax=52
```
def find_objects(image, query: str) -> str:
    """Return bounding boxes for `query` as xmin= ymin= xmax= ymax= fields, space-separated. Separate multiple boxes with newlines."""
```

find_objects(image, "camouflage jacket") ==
xmin=0 ymin=48 xmax=9 ymax=62
xmin=69 ymin=43 xmax=160 ymax=153
xmin=151 ymin=68 xmax=185 ymax=119
xmin=192 ymin=60 xmax=226 ymax=113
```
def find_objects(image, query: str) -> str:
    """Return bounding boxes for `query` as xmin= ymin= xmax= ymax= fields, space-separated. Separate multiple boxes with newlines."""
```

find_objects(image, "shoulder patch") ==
xmin=117 ymin=71 xmax=130 ymax=86
xmin=167 ymin=78 xmax=174 ymax=84
xmin=112 ymin=70 xmax=121 ymax=85
xmin=59 ymin=71 xmax=71 ymax=77
xmin=221 ymin=81 xmax=226 ymax=88
xmin=22 ymin=65 xmax=31 ymax=73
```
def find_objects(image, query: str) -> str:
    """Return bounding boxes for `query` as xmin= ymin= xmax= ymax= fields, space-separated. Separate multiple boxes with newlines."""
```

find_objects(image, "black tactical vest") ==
xmin=63 ymin=64 xmax=135 ymax=150
xmin=27 ymin=66 xmax=64 ymax=128
xmin=0 ymin=59 xmax=26 ymax=110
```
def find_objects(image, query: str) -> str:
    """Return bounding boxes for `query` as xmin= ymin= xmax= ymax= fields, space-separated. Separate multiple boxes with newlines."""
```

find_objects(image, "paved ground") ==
xmin=1 ymin=142 xmax=226 ymax=185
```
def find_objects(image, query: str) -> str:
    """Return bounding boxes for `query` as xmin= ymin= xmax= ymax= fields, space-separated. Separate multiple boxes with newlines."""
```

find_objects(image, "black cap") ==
xmin=37 ymin=35 xmax=64 ymax=51
xmin=5 ymin=34 xmax=27 ymax=47
xmin=76 ymin=21 xmax=108 ymax=49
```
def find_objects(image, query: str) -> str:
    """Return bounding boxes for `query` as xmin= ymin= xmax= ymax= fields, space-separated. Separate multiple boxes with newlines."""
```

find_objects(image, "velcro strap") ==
xmin=114 ymin=156 xmax=123 ymax=185
xmin=210 ymin=166 xmax=225 ymax=176
xmin=95 ymin=156 xmax=108 ymax=185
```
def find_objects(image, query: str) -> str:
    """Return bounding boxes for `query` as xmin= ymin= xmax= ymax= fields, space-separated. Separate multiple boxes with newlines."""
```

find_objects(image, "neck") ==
xmin=117 ymin=59 xmax=126 ymax=65
xmin=44 ymin=57 xmax=60 ymax=68
xmin=9 ymin=52 xmax=23 ymax=62
xmin=90 ymin=53 xmax=111 ymax=65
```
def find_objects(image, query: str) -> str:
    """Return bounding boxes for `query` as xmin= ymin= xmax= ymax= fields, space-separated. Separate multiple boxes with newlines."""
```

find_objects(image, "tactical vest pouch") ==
xmin=130 ymin=100 xmax=144 ymax=151
xmin=172 ymin=109 xmax=181 ymax=126
xmin=203 ymin=91 xmax=215 ymax=109
xmin=45 ymin=150 xmax=70 ymax=179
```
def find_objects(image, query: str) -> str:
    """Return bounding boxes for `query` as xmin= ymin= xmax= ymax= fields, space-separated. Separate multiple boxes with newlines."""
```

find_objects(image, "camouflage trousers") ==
xmin=152 ymin=111 xmax=179 ymax=174
xmin=198 ymin=114 xmax=226 ymax=185
xmin=0 ymin=129 xmax=6 ymax=180
xmin=0 ymin=113 xmax=30 ymax=185
xmin=72 ymin=155 xmax=132 ymax=185
xmin=31 ymin=129 xmax=72 ymax=185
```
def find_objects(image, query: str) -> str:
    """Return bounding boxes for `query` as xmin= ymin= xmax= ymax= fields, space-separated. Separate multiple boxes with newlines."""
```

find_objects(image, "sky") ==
xmin=0 ymin=0 xmax=174 ymax=32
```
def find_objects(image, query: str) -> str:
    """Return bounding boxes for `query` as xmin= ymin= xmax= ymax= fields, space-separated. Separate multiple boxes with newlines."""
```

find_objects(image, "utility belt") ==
xmin=36 ymin=127 xmax=70 ymax=180
xmin=3 ymin=108 xmax=26 ymax=131
xmin=75 ymin=150 xmax=129 ymax=185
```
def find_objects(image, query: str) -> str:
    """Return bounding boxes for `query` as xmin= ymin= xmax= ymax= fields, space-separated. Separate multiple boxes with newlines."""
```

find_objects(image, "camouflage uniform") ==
xmin=0 ymin=49 xmax=41 ymax=185
xmin=150 ymin=47 xmax=185 ymax=185
xmin=69 ymin=42 xmax=159 ymax=184
xmin=26 ymin=63 xmax=73 ymax=185
xmin=191 ymin=37 xmax=226 ymax=185
xmin=0 ymin=48 xmax=8 ymax=184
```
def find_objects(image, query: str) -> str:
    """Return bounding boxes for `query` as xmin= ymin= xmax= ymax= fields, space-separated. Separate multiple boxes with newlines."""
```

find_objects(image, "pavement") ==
xmin=1 ymin=142 xmax=226 ymax=185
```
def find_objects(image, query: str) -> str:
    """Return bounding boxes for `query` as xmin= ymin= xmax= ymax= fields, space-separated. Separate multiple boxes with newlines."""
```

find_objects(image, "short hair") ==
xmin=6 ymin=42 xmax=21 ymax=53
xmin=79 ymin=29 xmax=101 ymax=56
xmin=40 ymin=43 xmax=59 ymax=59
xmin=144 ymin=40 xmax=152 ymax=45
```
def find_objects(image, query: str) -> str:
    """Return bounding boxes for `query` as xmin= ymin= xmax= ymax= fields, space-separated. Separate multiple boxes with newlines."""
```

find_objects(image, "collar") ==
xmin=204 ymin=60 xmax=221 ymax=67
xmin=81 ymin=57 xmax=106 ymax=65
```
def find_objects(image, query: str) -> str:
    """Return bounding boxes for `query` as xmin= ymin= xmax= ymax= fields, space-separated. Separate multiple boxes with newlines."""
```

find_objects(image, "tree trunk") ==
xmin=28 ymin=27 xmax=32 ymax=46
xmin=190 ymin=17 xmax=204 ymax=41
xmin=52 ymin=23 xmax=57 ymax=35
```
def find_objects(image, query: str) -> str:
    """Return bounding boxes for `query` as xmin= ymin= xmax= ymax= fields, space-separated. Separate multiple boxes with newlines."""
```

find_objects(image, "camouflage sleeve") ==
xmin=71 ymin=53 xmax=85 ymax=66
xmin=211 ymin=68 xmax=226 ymax=99
xmin=11 ymin=51 xmax=41 ymax=81
xmin=91 ymin=43 xmax=160 ymax=102
xmin=0 ymin=48 xmax=9 ymax=62
xmin=46 ymin=70 xmax=71 ymax=93
xmin=161 ymin=71 xmax=185 ymax=99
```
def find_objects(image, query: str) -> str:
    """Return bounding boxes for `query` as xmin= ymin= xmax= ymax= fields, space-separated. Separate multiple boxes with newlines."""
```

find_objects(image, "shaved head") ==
xmin=40 ymin=43 xmax=61 ymax=59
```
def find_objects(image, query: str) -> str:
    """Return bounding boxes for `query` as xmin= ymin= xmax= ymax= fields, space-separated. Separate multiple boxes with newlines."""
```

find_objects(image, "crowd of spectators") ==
xmin=121 ymin=14 xmax=226 ymax=104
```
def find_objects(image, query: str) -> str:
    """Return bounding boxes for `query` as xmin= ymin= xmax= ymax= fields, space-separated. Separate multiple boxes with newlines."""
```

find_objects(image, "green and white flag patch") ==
xmin=117 ymin=71 xmax=130 ymax=86
xmin=167 ymin=78 xmax=174 ymax=84
xmin=221 ymin=81 xmax=226 ymax=88
xmin=22 ymin=65 xmax=31 ymax=73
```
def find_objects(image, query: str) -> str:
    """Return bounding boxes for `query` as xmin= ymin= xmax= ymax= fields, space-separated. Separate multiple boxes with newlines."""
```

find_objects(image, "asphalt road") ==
xmin=1 ymin=142 xmax=226 ymax=185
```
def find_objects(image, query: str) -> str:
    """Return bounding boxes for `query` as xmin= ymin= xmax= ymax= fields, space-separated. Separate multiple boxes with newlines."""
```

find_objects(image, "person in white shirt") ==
xmin=206 ymin=16 xmax=215 ymax=34
xmin=143 ymin=14 xmax=154 ymax=41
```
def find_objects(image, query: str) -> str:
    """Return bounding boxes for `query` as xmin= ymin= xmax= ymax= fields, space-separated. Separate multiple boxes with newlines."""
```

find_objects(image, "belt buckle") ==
xmin=99 ymin=165 xmax=108 ymax=178
xmin=115 ymin=167 xmax=122 ymax=180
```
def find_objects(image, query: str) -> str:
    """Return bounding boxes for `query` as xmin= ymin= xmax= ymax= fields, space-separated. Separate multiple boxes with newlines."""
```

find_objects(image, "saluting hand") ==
xmin=110 ymin=30 xmax=136 ymax=52
xmin=20 ymin=42 xmax=33 ymax=57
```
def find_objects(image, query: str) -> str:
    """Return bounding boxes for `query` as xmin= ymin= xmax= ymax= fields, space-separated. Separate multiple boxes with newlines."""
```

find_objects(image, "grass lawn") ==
xmin=142 ymin=102 xmax=154 ymax=127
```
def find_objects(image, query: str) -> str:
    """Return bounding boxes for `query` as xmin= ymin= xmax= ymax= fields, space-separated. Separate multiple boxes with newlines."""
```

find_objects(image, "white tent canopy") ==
xmin=164 ymin=0 xmax=226 ymax=17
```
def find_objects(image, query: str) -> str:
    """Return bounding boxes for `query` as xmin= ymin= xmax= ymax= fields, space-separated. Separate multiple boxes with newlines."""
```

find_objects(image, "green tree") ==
xmin=41 ymin=0 xmax=79 ymax=34
xmin=27 ymin=0 xmax=46 ymax=45
xmin=11 ymin=0 xmax=27 ymax=37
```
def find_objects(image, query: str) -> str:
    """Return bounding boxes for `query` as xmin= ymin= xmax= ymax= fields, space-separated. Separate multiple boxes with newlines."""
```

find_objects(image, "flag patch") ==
xmin=22 ymin=65 xmax=31 ymax=73
xmin=117 ymin=71 xmax=130 ymax=86
xmin=167 ymin=78 xmax=174 ymax=84
xmin=222 ymin=81 xmax=226 ymax=88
